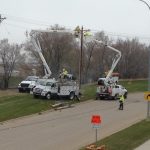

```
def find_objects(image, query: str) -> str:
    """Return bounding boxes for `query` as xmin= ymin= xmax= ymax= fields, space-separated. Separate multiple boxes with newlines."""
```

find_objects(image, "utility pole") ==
xmin=0 ymin=14 xmax=6 ymax=24
xmin=74 ymin=26 xmax=90 ymax=88
xmin=139 ymin=0 xmax=150 ymax=120
xmin=79 ymin=26 xmax=84 ymax=89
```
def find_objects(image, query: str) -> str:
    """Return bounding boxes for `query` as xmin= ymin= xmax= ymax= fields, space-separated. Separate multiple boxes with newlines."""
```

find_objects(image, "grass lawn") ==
xmin=81 ymin=120 xmax=150 ymax=150
xmin=119 ymin=80 xmax=148 ymax=93
xmin=0 ymin=93 xmax=58 ymax=122
xmin=80 ymin=83 xmax=97 ymax=101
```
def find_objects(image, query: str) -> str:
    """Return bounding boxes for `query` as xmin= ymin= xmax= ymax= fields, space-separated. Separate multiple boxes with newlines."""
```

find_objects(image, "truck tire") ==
xmin=69 ymin=92 xmax=75 ymax=100
xmin=95 ymin=93 xmax=99 ymax=100
xmin=124 ymin=92 xmax=128 ymax=99
xmin=46 ymin=93 xmax=51 ymax=100
xmin=99 ymin=96 xmax=104 ymax=100
xmin=18 ymin=89 xmax=22 ymax=93
xmin=33 ymin=94 xmax=38 ymax=98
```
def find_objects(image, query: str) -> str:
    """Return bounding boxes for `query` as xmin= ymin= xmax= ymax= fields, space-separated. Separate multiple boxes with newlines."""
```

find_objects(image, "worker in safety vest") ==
xmin=119 ymin=95 xmax=125 ymax=110
xmin=62 ymin=68 xmax=68 ymax=79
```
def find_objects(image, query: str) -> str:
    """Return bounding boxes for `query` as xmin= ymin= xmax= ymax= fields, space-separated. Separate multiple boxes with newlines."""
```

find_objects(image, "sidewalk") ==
xmin=134 ymin=140 xmax=150 ymax=150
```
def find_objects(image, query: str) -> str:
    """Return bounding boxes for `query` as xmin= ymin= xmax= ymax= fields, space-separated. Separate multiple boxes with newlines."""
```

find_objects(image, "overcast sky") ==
xmin=0 ymin=0 xmax=150 ymax=44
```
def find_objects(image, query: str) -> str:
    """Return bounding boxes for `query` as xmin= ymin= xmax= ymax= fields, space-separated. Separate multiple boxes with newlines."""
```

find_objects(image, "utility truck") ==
xmin=18 ymin=30 xmax=52 ymax=93
xmin=94 ymin=40 xmax=127 ymax=100
xmin=30 ymin=29 xmax=80 ymax=100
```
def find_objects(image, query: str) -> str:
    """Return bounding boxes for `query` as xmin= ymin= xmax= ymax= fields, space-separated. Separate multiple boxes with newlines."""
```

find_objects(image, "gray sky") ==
xmin=0 ymin=0 xmax=150 ymax=44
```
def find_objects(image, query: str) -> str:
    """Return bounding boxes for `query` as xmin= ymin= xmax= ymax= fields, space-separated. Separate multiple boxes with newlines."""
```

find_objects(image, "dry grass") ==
xmin=0 ymin=89 xmax=20 ymax=97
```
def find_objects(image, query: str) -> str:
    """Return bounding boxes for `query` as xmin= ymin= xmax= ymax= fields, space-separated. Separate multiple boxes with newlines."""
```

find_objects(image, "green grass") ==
xmin=80 ymin=83 xmax=97 ymax=101
xmin=0 ymin=94 xmax=55 ymax=122
xmin=119 ymin=80 xmax=148 ymax=93
xmin=81 ymin=120 xmax=150 ymax=150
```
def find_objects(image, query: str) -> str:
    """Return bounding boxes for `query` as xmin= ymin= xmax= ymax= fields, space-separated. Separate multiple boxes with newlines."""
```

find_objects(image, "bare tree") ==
xmin=82 ymin=41 xmax=95 ymax=82
xmin=0 ymin=39 xmax=23 ymax=88
xmin=115 ymin=38 xmax=148 ymax=79
xmin=88 ymin=31 xmax=111 ymax=81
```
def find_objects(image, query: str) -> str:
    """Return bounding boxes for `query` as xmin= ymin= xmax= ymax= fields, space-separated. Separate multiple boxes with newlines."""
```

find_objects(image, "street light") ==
xmin=139 ymin=0 xmax=150 ymax=10
xmin=139 ymin=0 xmax=150 ymax=120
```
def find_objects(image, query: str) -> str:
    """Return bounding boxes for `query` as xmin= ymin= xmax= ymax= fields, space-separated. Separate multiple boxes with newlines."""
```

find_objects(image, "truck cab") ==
xmin=33 ymin=78 xmax=57 ymax=99
xmin=18 ymin=76 xmax=39 ymax=93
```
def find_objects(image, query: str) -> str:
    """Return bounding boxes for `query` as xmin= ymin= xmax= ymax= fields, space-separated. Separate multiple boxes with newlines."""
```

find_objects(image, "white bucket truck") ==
xmin=94 ymin=40 xmax=127 ymax=100
xmin=30 ymin=29 xmax=80 ymax=100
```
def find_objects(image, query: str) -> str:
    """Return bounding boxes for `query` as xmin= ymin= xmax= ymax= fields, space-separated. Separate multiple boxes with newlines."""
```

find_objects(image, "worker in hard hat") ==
xmin=62 ymin=68 xmax=68 ymax=79
xmin=119 ymin=95 xmax=125 ymax=110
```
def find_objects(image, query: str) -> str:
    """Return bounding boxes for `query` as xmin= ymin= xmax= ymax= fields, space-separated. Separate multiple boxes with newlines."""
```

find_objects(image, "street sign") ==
xmin=91 ymin=115 xmax=101 ymax=124
xmin=91 ymin=115 xmax=101 ymax=144
xmin=144 ymin=92 xmax=150 ymax=101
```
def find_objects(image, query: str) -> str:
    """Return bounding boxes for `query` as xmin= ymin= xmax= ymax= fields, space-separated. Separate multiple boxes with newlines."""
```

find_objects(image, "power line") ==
xmin=2 ymin=13 xmax=150 ymax=40
xmin=1 ymin=13 xmax=150 ymax=43
xmin=90 ymin=29 xmax=150 ymax=40
xmin=1 ymin=13 xmax=53 ymax=27
xmin=105 ymin=32 xmax=150 ymax=40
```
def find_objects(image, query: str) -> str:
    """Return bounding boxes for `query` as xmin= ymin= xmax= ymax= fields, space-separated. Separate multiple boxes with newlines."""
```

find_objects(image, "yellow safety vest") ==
xmin=119 ymin=95 xmax=125 ymax=102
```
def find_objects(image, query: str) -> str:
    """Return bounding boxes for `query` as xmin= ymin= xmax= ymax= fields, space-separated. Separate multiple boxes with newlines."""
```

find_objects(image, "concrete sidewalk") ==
xmin=135 ymin=140 xmax=150 ymax=150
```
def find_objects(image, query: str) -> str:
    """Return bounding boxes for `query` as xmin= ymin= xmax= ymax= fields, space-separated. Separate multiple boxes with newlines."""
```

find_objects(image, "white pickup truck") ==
xmin=18 ymin=76 xmax=39 ymax=93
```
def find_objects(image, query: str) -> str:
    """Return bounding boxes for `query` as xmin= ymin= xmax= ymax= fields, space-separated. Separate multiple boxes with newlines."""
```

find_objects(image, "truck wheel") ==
xmin=99 ymin=96 xmax=103 ymax=100
xmin=33 ymin=94 xmax=38 ymax=98
xmin=95 ymin=93 xmax=99 ymax=100
xmin=18 ymin=89 xmax=22 ymax=93
xmin=69 ymin=92 xmax=75 ymax=100
xmin=46 ymin=93 xmax=51 ymax=100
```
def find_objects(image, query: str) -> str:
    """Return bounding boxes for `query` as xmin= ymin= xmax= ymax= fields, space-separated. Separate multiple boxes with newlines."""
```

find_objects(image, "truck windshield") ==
xmin=37 ymin=79 xmax=53 ymax=86
xmin=25 ymin=76 xmax=39 ymax=81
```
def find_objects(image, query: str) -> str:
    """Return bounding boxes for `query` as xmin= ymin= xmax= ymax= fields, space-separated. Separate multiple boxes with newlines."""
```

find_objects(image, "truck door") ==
xmin=51 ymin=83 xmax=58 ymax=94
xmin=114 ymin=85 xmax=120 ymax=94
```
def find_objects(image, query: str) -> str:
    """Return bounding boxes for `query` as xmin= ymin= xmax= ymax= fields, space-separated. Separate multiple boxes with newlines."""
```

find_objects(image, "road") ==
xmin=0 ymin=93 xmax=147 ymax=150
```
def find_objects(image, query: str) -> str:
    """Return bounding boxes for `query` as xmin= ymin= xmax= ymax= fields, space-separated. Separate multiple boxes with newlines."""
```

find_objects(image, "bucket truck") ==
xmin=94 ymin=40 xmax=127 ymax=100
xmin=18 ymin=30 xmax=52 ymax=93
xmin=29 ymin=29 xmax=79 ymax=100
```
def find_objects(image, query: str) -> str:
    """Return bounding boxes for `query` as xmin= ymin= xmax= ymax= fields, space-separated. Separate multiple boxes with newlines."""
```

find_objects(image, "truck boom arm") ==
xmin=30 ymin=29 xmax=74 ymax=78
xmin=93 ymin=39 xmax=121 ymax=83
xmin=30 ymin=30 xmax=52 ymax=78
